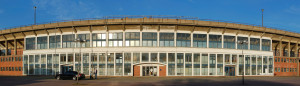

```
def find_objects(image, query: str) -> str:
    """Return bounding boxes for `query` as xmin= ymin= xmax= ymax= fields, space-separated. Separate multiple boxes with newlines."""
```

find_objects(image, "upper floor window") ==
xmin=62 ymin=34 xmax=75 ymax=48
xmin=125 ymin=32 xmax=140 ymax=46
xmin=109 ymin=33 xmax=123 ymax=47
xmin=224 ymin=35 xmax=235 ymax=49
xmin=92 ymin=33 xmax=106 ymax=47
xmin=76 ymin=34 xmax=90 ymax=48
xmin=193 ymin=34 xmax=207 ymax=48
xmin=142 ymin=32 xmax=157 ymax=47
xmin=26 ymin=37 xmax=36 ymax=50
xmin=49 ymin=35 xmax=61 ymax=49
xmin=250 ymin=38 xmax=260 ymax=50
xmin=209 ymin=35 xmax=221 ymax=48
xmin=37 ymin=36 xmax=48 ymax=49
xmin=237 ymin=37 xmax=248 ymax=50
xmin=159 ymin=33 xmax=174 ymax=47
xmin=176 ymin=33 xmax=191 ymax=47
xmin=262 ymin=39 xmax=271 ymax=51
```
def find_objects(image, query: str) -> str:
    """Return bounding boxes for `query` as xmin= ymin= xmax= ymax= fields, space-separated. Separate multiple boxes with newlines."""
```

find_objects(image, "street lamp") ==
xmin=237 ymin=40 xmax=248 ymax=85
xmin=74 ymin=38 xmax=86 ymax=85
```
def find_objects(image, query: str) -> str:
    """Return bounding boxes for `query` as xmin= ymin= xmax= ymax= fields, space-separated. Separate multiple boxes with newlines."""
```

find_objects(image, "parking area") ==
xmin=1 ymin=76 xmax=300 ymax=86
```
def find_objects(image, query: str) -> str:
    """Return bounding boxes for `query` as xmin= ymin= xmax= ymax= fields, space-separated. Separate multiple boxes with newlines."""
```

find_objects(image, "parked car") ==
xmin=55 ymin=71 xmax=85 ymax=80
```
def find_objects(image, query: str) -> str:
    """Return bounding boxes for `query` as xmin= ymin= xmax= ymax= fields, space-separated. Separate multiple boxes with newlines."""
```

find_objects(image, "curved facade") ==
xmin=0 ymin=16 xmax=299 ymax=76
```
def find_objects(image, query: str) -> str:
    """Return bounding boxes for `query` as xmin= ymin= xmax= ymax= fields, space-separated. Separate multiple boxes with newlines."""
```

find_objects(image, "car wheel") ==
xmin=73 ymin=77 xmax=77 ymax=81
xmin=56 ymin=76 xmax=61 ymax=80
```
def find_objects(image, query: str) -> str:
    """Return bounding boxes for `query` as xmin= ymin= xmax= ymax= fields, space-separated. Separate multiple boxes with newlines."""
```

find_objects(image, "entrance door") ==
xmin=61 ymin=65 xmax=73 ymax=74
xmin=142 ymin=66 xmax=157 ymax=76
xmin=225 ymin=66 xmax=235 ymax=76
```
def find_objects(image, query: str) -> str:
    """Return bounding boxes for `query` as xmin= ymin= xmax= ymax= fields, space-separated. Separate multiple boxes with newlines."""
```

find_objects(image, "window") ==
xmin=108 ymin=33 xmax=123 ymax=47
xmin=202 ymin=54 xmax=208 ymax=75
xmin=142 ymin=53 xmax=149 ymax=62
xmin=159 ymin=53 xmax=166 ymax=63
xmin=217 ymin=54 xmax=223 ymax=75
xmin=176 ymin=33 xmax=191 ymax=47
xmin=77 ymin=34 xmax=90 ymax=47
xmin=83 ymin=53 xmax=89 ymax=75
xmin=62 ymin=34 xmax=75 ymax=48
xmin=185 ymin=53 xmax=192 ymax=76
xmin=177 ymin=53 xmax=184 ymax=75
xmin=193 ymin=34 xmax=207 ymax=48
xmin=168 ymin=53 xmax=175 ymax=75
xmin=224 ymin=35 xmax=235 ymax=49
xmin=99 ymin=53 xmax=105 ymax=75
xmin=60 ymin=54 xmax=66 ymax=64
xmin=262 ymin=39 xmax=271 ymax=51
xmin=115 ymin=53 xmax=123 ymax=75
xmin=159 ymin=33 xmax=174 ymax=47
xmin=92 ymin=33 xmax=106 ymax=47
xmin=125 ymin=32 xmax=140 ymax=46
xmin=150 ymin=53 xmax=158 ymax=62
xmin=37 ymin=36 xmax=48 ymax=49
xmin=237 ymin=37 xmax=248 ymax=50
xmin=49 ymin=35 xmax=61 ymax=48
xmin=26 ymin=37 xmax=36 ymax=50
xmin=250 ymin=38 xmax=260 ymax=50
xmin=133 ymin=53 xmax=140 ymax=64
xmin=209 ymin=35 xmax=222 ymax=48
xmin=194 ymin=53 xmax=200 ymax=76
xmin=142 ymin=32 xmax=157 ymax=47
xmin=107 ymin=53 xmax=114 ymax=75
xmin=124 ymin=53 xmax=131 ymax=76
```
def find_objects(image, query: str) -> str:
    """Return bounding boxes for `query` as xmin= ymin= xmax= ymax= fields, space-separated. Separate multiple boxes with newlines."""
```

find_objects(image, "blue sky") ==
xmin=0 ymin=0 xmax=300 ymax=33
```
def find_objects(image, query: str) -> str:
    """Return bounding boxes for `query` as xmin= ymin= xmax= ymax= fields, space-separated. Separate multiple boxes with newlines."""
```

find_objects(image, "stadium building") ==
xmin=0 ymin=16 xmax=298 ymax=76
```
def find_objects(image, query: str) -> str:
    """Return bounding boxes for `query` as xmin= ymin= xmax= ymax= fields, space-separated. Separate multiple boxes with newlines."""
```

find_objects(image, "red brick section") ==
xmin=159 ymin=65 xmax=166 ymax=77
xmin=274 ymin=57 xmax=298 ymax=76
xmin=0 ymin=48 xmax=23 ymax=76
xmin=133 ymin=65 xmax=140 ymax=76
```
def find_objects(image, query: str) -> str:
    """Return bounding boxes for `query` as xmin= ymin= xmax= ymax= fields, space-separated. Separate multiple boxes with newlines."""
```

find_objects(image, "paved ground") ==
xmin=1 ymin=76 xmax=300 ymax=86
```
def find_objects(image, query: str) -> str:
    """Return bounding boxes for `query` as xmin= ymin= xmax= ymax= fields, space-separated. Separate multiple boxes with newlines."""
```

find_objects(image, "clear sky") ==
xmin=0 ymin=0 xmax=300 ymax=33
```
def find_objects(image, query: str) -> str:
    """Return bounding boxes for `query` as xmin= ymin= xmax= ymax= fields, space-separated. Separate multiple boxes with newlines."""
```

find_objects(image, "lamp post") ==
xmin=261 ymin=9 xmax=264 ymax=27
xmin=74 ymin=38 xmax=86 ymax=85
xmin=34 ymin=6 xmax=37 ymax=25
xmin=237 ymin=40 xmax=248 ymax=85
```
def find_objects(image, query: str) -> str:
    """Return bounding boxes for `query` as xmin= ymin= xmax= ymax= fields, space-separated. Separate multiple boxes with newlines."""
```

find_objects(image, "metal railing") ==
xmin=0 ymin=15 xmax=299 ymax=34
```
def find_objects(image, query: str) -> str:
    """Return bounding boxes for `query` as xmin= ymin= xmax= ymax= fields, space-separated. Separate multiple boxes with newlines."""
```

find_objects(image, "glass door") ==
xmin=142 ymin=66 xmax=157 ymax=76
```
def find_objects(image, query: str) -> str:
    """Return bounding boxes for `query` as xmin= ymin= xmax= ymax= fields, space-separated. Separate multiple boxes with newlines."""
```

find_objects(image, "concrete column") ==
xmin=222 ymin=34 xmax=224 ymax=48
xmin=183 ymin=53 xmax=185 ymax=76
xmin=279 ymin=40 xmax=282 ymax=57
xmin=288 ymin=41 xmax=291 ymax=57
xmin=157 ymin=32 xmax=160 ymax=47
xmin=166 ymin=52 xmax=168 ymax=76
xmin=14 ymin=39 xmax=17 ymax=55
xmin=5 ymin=40 xmax=8 ymax=56
xmin=191 ymin=33 xmax=193 ymax=47
xmin=192 ymin=53 xmax=194 ymax=76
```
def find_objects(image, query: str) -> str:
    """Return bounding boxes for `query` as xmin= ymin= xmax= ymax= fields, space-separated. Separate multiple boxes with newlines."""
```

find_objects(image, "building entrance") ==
xmin=142 ymin=66 xmax=157 ymax=76
xmin=225 ymin=66 xmax=235 ymax=76
xmin=61 ymin=65 xmax=73 ymax=74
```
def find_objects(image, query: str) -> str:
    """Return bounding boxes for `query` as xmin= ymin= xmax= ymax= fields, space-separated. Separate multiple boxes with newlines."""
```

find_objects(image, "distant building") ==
xmin=0 ymin=16 xmax=298 ymax=76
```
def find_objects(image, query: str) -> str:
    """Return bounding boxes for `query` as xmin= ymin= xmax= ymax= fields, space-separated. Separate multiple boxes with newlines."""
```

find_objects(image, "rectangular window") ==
xmin=82 ymin=53 xmax=89 ymax=75
xmin=60 ymin=54 xmax=66 ymax=64
xmin=262 ymin=39 xmax=271 ymax=51
xmin=239 ymin=55 xmax=244 ymax=75
xmin=217 ymin=54 xmax=223 ymax=75
xmin=109 ymin=33 xmax=123 ymax=47
xmin=47 ymin=54 xmax=53 ymax=75
xmin=92 ymin=33 xmax=106 ymax=47
xmin=176 ymin=33 xmax=191 ymax=47
xmin=26 ymin=37 xmax=36 ymax=50
xmin=224 ymin=35 xmax=235 ymax=49
xmin=202 ymin=54 xmax=208 ymax=75
xmin=159 ymin=33 xmax=174 ymax=47
xmin=185 ymin=53 xmax=192 ymax=76
xmin=142 ymin=32 xmax=157 ymax=47
xmin=209 ymin=35 xmax=222 ymax=48
xmin=159 ymin=53 xmax=166 ymax=64
xmin=193 ymin=34 xmax=207 ymax=48
xmin=250 ymin=38 xmax=260 ymax=50
xmin=133 ymin=53 xmax=140 ymax=64
xmin=115 ymin=53 xmax=123 ymax=75
xmin=124 ymin=53 xmax=131 ymax=76
xmin=142 ymin=53 xmax=149 ymax=62
xmin=177 ymin=53 xmax=184 ymax=75
xmin=49 ymin=35 xmax=61 ymax=48
xmin=76 ymin=34 xmax=90 ymax=47
xmin=194 ymin=53 xmax=200 ymax=76
xmin=99 ymin=53 xmax=105 ymax=75
xmin=168 ymin=53 xmax=175 ymax=75
xmin=62 ymin=34 xmax=75 ymax=48
xmin=237 ymin=37 xmax=248 ymax=50
xmin=107 ymin=53 xmax=114 ymax=75
xmin=209 ymin=54 xmax=216 ymax=75
xmin=150 ymin=53 xmax=158 ymax=62
xmin=37 ymin=36 xmax=48 ymax=49
xmin=125 ymin=32 xmax=140 ymax=46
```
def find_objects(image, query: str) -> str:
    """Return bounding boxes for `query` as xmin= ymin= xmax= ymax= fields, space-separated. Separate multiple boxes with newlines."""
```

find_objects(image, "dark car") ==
xmin=55 ymin=71 xmax=85 ymax=80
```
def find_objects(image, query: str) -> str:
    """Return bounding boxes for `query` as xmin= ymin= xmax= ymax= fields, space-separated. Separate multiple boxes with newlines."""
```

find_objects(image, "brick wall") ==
xmin=159 ymin=65 xmax=166 ymax=76
xmin=133 ymin=65 xmax=140 ymax=76
xmin=274 ymin=57 xmax=298 ymax=76
xmin=0 ymin=55 xmax=23 ymax=76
